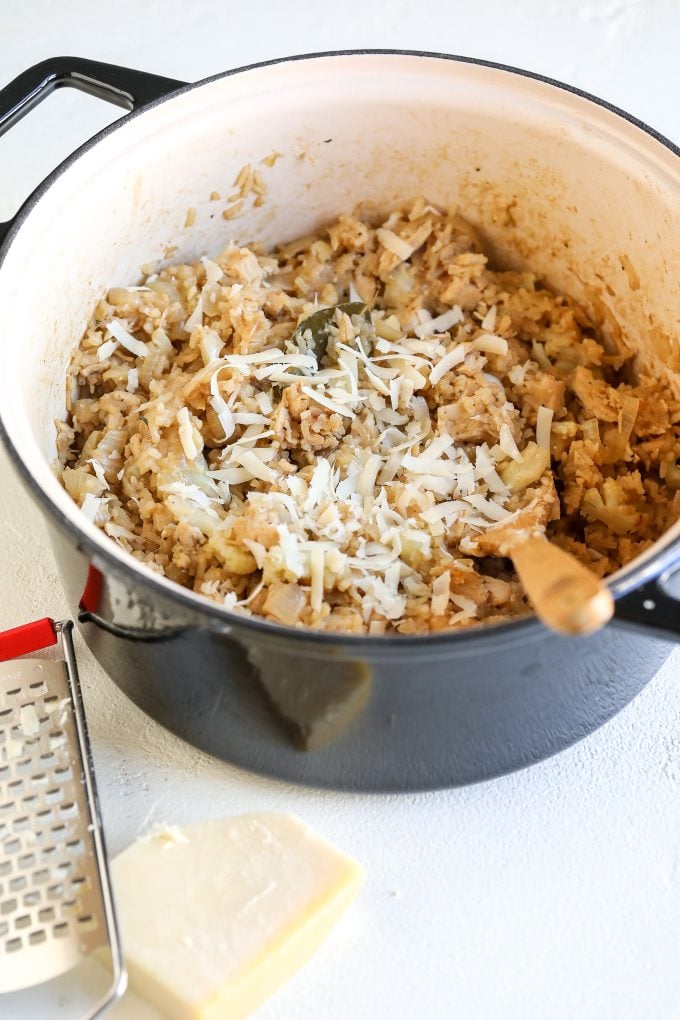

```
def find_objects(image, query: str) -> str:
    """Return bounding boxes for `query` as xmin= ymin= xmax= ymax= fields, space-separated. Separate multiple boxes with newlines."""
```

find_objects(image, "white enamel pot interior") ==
xmin=1 ymin=51 xmax=680 ymax=639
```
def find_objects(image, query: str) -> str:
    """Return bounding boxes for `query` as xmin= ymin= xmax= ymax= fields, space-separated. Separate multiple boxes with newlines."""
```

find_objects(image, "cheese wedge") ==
xmin=110 ymin=814 xmax=364 ymax=1019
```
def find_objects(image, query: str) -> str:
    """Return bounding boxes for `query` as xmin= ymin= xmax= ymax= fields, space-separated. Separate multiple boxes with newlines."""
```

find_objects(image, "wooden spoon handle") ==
xmin=511 ymin=537 xmax=614 ymax=636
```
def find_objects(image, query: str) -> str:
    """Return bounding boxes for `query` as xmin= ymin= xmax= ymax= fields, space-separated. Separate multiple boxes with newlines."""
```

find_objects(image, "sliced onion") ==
xmin=263 ymin=582 xmax=306 ymax=624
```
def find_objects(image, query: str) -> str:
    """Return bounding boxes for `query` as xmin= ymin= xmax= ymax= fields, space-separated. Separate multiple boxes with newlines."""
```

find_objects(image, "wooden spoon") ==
xmin=510 ymin=536 xmax=614 ymax=636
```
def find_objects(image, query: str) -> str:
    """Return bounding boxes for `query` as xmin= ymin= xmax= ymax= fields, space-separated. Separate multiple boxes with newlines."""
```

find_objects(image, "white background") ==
xmin=1 ymin=2 xmax=680 ymax=1018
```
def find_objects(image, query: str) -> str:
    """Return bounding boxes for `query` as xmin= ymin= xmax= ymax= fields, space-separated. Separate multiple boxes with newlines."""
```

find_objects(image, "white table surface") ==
xmin=2 ymin=2 xmax=680 ymax=1017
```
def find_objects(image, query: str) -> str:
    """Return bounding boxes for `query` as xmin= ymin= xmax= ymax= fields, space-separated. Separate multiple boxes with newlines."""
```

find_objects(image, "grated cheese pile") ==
xmin=57 ymin=199 xmax=680 ymax=634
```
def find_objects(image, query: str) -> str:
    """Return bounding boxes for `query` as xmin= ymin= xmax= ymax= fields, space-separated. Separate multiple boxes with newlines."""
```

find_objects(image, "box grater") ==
xmin=0 ymin=617 xmax=125 ymax=1016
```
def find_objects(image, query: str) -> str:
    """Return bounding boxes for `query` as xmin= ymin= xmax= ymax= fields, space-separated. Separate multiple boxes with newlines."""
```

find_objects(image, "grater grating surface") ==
xmin=0 ymin=620 xmax=124 ymax=1015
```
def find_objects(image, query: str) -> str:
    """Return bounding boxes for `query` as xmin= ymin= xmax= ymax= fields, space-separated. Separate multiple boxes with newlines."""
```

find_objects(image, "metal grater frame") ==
xmin=0 ymin=619 xmax=125 ymax=1015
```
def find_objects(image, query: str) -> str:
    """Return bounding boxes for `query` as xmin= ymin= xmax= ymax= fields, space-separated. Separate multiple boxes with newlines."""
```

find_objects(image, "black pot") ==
xmin=1 ymin=54 xmax=679 ymax=791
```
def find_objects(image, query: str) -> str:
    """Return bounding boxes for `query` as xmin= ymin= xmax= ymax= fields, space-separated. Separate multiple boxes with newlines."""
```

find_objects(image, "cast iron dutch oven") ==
xmin=1 ymin=52 xmax=679 ymax=791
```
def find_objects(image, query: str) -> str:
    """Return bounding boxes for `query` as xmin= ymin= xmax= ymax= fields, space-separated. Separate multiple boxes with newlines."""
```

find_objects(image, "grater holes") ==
xmin=51 ymin=823 xmax=69 ymax=843
xmin=0 ymin=764 xmax=9 ymax=780
xmin=38 ymin=906 xmax=56 ymax=923
xmin=66 ymin=837 xmax=84 ymax=855
xmin=0 ymin=802 xmax=14 ymax=817
xmin=1 ymin=897 xmax=18 ymax=915
xmin=31 ymin=772 xmax=48 ymax=788
xmin=15 ymin=758 xmax=36 ymax=777
xmin=28 ymin=679 xmax=48 ymax=694
xmin=0 ymin=860 xmax=11 ymax=876
xmin=6 ymin=936 xmax=22 ymax=952
xmin=36 ymin=807 xmax=53 ymax=824
xmin=9 ymin=875 xmax=26 ymax=893
xmin=49 ymin=732 xmax=67 ymax=753
xmin=12 ymin=815 xmax=30 ymax=833
xmin=54 ymin=765 xmax=73 ymax=782
xmin=0 ymin=921 xmax=7 ymax=937
xmin=23 ymin=890 xmax=40 ymax=907
xmin=39 ymin=751 xmax=57 ymax=768
xmin=31 ymin=868 xmax=48 ymax=885
xmin=0 ymin=706 xmax=12 ymax=720
xmin=21 ymin=793 xmax=38 ymax=809
xmin=0 ymin=822 xmax=8 ymax=840
xmin=18 ymin=852 xmax=36 ymax=870
xmin=51 ymin=862 xmax=72 ymax=882
xmin=29 ymin=929 xmax=47 ymax=945
xmin=47 ymin=883 xmax=64 ymax=900
xmin=59 ymin=801 xmax=77 ymax=820
xmin=14 ymin=913 xmax=31 ymax=930
xmin=8 ymin=778 xmax=24 ymax=795
xmin=53 ymin=922 xmax=69 ymax=939
xmin=77 ymin=914 xmax=98 ymax=933
xmin=45 ymin=786 xmax=64 ymax=805
xmin=4 ymin=837 xmax=21 ymax=855
xmin=5 ymin=688 xmax=22 ymax=698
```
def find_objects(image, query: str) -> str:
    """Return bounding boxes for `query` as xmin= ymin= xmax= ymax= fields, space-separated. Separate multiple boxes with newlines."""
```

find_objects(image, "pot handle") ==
xmin=613 ymin=573 xmax=680 ymax=642
xmin=0 ymin=56 xmax=186 ymax=244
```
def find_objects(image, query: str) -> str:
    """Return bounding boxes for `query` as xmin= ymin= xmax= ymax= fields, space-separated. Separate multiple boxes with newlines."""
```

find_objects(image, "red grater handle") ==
xmin=0 ymin=617 xmax=58 ymax=661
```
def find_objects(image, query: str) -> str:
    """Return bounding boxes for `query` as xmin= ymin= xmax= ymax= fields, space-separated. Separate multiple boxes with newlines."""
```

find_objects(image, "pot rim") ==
xmin=2 ymin=47 xmax=680 ymax=650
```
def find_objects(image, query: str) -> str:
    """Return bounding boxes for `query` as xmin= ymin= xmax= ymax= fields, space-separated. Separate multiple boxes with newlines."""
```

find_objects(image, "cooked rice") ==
xmin=57 ymin=198 xmax=680 ymax=634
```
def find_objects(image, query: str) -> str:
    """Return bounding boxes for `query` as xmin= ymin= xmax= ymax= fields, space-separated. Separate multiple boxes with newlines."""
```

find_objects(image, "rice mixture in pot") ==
xmin=57 ymin=199 xmax=680 ymax=634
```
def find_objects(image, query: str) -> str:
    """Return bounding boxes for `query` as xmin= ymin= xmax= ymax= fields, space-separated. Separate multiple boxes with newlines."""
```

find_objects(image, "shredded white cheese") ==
xmin=87 ymin=458 xmax=108 ymax=488
xmin=97 ymin=338 xmax=118 ymax=361
xmin=209 ymin=366 xmax=235 ymax=441
xmin=481 ymin=306 xmax=497 ymax=331
xmin=431 ymin=571 xmax=451 ymax=616
xmin=499 ymin=424 xmax=522 ymax=462
xmin=310 ymin=544 xmax=325 ymax=613
xmin=414 ymin=306 xmax=463 ymax=338
xmin=376 ymin=227 xmax=415 ymax=261
xmin=177 ymin=406 xmax=200 ymax=461
xmin=300 ymin=385 xmax=355 ymax=419
xmin=536 ymin=405 xmax=554 ymax=450
xmin=235 ymin=450 xmax=278 ymax=483
xmin=429 ymin=344 xmax=468 ymax=386
xmin=108 ymin=318 xmax=149 ymax=357
xmin=472 ymin=334 xmax=508 ymax=355
xmin=69 ymin=217 xmax=568 ymax=635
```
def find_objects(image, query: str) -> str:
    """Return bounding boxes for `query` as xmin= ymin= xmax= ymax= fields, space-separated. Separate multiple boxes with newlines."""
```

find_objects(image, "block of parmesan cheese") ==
xmin=110 ymin=814 xmax=364 ymax=1020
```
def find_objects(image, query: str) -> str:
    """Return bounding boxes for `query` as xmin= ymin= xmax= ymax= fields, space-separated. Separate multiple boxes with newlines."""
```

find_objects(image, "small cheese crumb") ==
xmin=4 ymin=738 xmax=23 ymax=760
xmin=481 ymin=306 xmax=497 ymax=331
xmin=19 ymin=704 xmax=40 ymax=737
